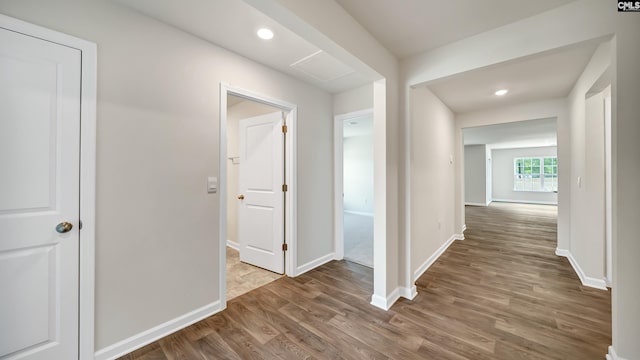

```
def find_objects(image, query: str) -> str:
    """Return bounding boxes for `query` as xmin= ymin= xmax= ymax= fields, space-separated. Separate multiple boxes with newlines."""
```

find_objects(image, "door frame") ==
xmin=0 ymin=14 xmax=97 ymax=360
xmin=333 ymin=108 xmax=373 ymax=262
xmin=219 ymin=83 xmax=297 ymax=307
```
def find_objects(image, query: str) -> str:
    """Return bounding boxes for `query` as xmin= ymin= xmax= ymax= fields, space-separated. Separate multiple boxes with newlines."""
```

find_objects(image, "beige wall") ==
xmin=409 ymin=87 xmax=456 ymax=280
xmin=0 ymin=0 xmax=333 ymax=350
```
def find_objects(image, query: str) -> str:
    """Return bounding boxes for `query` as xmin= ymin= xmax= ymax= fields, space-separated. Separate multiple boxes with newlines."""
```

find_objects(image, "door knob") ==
xmin=238 ymin=195 xmax=245 ymax=200
xmin=56 ymin=222 xmax=73 ymax=234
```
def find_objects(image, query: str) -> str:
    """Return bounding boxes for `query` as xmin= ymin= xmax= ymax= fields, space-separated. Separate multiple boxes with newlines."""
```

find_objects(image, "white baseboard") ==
xmin=295 ymin=252 xmax=335 ymax=277
xmin=555 ymin=248 xmax=608 ymax=290
xmin=462 ymin=224 xmax=467 ymax=233
xmin=465 ymin=202 xmax=488 ymax=207
xmin=344 ymin=210 xmax=374 ymax=217
xmin=399 ymin=285 xmax=417 ymax=300
xmin=94 ymin=301 xmax=222 ymax=360
xmin=414 ymin=234 xmax=459 ymax=281
xmin=370 ymin=288 xmax=400 ymax=311
xmin=226 ymin=240 xmax=239 ymax=250
xmin=607 ymin=346 xmax=628 ymax=360
xmin=492 ymin=198 xmax=558 ymax=205
xmin=370 ymin=285 xmax=417 ymax=311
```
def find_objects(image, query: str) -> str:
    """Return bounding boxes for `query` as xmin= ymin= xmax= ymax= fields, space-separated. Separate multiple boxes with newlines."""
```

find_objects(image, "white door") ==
xmin=0 ymin=26 xmax=81 ymax=360
xmin=238 ymin=112 xmax=285 ymax=274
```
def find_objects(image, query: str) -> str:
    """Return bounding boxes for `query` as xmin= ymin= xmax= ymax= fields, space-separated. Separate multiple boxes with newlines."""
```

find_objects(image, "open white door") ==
xmin=238 ymin=112 xmax=285 ymax=274
xmin=0 ymin=27 xmax=81 ymax=359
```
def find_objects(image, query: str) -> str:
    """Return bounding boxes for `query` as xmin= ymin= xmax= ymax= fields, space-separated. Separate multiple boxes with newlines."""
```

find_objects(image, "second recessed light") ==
xmin=495 ymin=89 xmax=509 ymax=96
xmin=257 ymin=28 xmax=274 ymax=40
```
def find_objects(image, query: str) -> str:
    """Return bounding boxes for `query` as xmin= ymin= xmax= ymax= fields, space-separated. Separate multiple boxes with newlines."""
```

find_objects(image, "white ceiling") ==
xmin=463 ymin=118 xmax=557 ymax=149
xmin=115 ymin=0 xmax=371 ymax=93
xmin=426 ymin=40 xmax=600 ymax=114
xmin=343 ymin=114 xmax=373 ymax=138
xmin=335 ymin=0 xmax=577 ymax=58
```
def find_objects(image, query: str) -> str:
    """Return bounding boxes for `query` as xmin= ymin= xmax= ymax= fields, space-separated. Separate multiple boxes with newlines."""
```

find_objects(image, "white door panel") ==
xmin=238 ymin=112 xmax=284 ymax=274
xmin=0 ymin=27 xmax=81 ymax=360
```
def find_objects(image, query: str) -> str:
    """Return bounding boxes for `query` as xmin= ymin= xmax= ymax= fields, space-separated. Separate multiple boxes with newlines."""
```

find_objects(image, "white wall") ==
xmin=226 ymin=99 xmax=280 ymax=245
xmin=566 ymin=41 xmax=611 ymax=288
xmin=486 ymin=148 xmax=492 ymax=205
xmin=333 ymin=83 xmax=373 ymax=115
xmin=613 ymin=13 xmax=640 ymax=358
xmin=464 ymin=145 xmax=487 ymax=206
xmin=343 ymin=134 xmax=374 ymax=214
xmin=491 ymin=146 xmax=558 ymax=205
xmin=0 ymin=0 xmax=334 ymax=351
xmin=410 ymin=86 xmax=456 ymax=281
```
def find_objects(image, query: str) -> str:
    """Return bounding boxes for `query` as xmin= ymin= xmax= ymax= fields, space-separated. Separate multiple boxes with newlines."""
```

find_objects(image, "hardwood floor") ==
xmin=119 ymin=203 xmax=611 ymax=359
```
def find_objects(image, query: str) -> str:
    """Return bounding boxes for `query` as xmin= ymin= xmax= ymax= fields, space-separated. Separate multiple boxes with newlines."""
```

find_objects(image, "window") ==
xmin=514 ymin=157 xmax=558 ymax=192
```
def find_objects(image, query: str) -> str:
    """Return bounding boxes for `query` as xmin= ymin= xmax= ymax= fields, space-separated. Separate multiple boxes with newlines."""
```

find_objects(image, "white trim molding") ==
xmin=95 ymin=302 xmax=222 ymax=360
xmin=465 ymin=202 xmax=489 ymax=207
xmin=371 ymin=285 xmax=417 ymax=311
xmin=555 ymin=249 xmax=608 ymax=290
xmin=606 ymin=346 xmax=628 ymax=360
xmin=399 ymin=286 xmax=418 ymax=300
xmin=344 ymin=210 xmax=374 ymax=217
xmin=226 ymin=240 xmax=240 ymax=250
xmin=371 ymin=289 xmax=401 ymax=311
xmin=295 ymin=253 xmax=335 ymax=277
xmin=414 ymin=234 xmax=460 ymax=282
xmin=0 ymin=14 xmax=99 ymax=360
xmin=492 ymin=199 xmax=558 ymax=205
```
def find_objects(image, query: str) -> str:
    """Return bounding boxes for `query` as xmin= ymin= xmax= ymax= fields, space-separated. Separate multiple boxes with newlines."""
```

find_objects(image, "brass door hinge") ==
xmin=282 ymin=243 xmax=288 ymax=251
xmin=282 ymin=125 xmax=288 ymax=133
xmin=282 ymin=184 xmax=288 ymax=192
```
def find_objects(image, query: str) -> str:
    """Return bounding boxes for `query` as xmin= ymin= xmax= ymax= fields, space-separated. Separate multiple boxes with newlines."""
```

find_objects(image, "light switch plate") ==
xmin=207 ymin=177 xmax=217 ymax=193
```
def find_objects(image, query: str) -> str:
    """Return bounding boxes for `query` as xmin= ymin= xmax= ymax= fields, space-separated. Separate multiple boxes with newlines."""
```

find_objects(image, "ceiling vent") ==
xmin=290 ymin=50 xmax=355 ymax=82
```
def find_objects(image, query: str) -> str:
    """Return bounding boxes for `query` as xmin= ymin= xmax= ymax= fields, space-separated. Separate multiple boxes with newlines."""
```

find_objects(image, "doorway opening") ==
xmin=461 ymin=118 xmax=560 ymax=246
xmin=219 ymin=84 xmax=297 ymax=306
xmin=334 ymin=109 xmax=374 ymax=268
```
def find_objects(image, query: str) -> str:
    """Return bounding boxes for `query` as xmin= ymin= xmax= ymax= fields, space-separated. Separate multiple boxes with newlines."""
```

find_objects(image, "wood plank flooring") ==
xmin=119 ymin=202 xmax=611 ymax=359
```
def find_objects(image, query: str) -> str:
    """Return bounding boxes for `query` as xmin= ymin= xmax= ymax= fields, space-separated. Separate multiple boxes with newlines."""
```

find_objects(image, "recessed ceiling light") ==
xmin=257 ymin=28 xmax=274 ymax=40
xmin=495 ymin=89 xmax=509 ymax=96
xmin=348 ymin=121 xmax=358 ymax=126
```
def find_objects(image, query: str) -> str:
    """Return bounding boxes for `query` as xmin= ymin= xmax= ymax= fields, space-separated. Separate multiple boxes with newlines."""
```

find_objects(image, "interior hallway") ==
xmin=118 ymin=203 xmax=610 ymax=359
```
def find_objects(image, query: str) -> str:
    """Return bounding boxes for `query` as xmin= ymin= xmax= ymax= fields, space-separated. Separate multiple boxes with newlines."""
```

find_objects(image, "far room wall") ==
xmin=492 ymin=146 xmax=558 ymax=205
xmin=344 ymin=133 xmax=374 ymax=215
